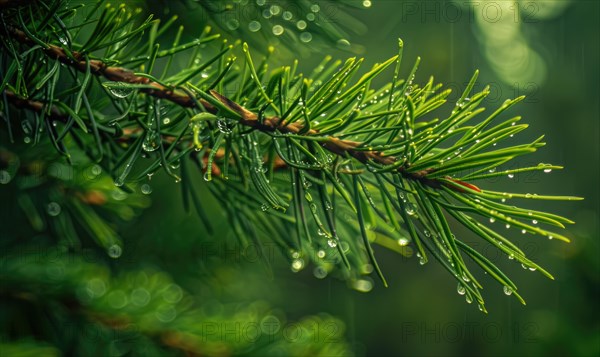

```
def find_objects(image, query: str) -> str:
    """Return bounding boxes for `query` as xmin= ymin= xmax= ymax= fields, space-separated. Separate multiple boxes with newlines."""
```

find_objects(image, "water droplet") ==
xmin=282 ymin=10 xmax=293 ymax=20
xmin=106 ymin=84 xmax=133 ymax=98
xmin=543 ymin=168 xmax=552 ymax=173
xmin=478 ymin=304 xmax=484 ymax=312
xmin=291 ymin=258 xmax=305 ymax=272
xmin=398 ymin=237 xmax=409 ymax=246
xmin=548 ymin=235 xmax=553 ymax=240
xmin=505 ymin=224 xmax=511 ymax=229
xmin=532 ymin=220 xmax=538 ymax=225
xmin=488 ymin=167 xmax=496 ymax=173
xmin=21 ymin=120 xmax=32 ymax=135
xmin=47 ymin=202 xmax=61 ymax=216
xmin=362 ymin=0 xmax=372 ymax=7
xmin=489 ymin=217 xmax=496 ymax=223
xmin=306 ymin=13 xmax=315 ymax=21
xmin=272 ymin=25 xmax=284 ymax=36
xmin=419 ymin=257 xmax=426 ymax=265
xmin=162 ymin=117 xmax=171 ymax=125
xmin=457 ymin=283 xmax=466 ymax=295
xmin=142 ymin=131 xmax=160 ymax=152
xmin=465 ymin=294 xmax=473 ymax=304
xmin=528 ymin=266 xmax=537 ymax=271
xmin=405 ymin=203 xmax=417 ymax=216
xmin=461 ymin=273 xmax=470 ymax=282
xmin=203 ymin=172 xmax=210 ymax=181
xmin=327 ymin=239 xmax=337 ymax=248
xmin=296 ymin=20 xmax=307 ymax=30
xmin=0 ymin=170 xmax=11 ymax=184
xmin=141 ymin=184 xmax=152 ymax=194
xmin=270 ymin=4 xmax=281 ymax=15
xmin=261 ymin=203 xmax=269 ymax=212
xmin=521 ymin=229 xmax=527 ymax=234
xmin=300 ymin=32 xmax=312 ymax=43
xmin=107 ymin=244 xmax=122 ymax=258
xmin=317 ymin=250 xmax=326 ymax=258
xmin=503 ymin=286 xmax=513 ymax=296
xmin=226 ymin=19 xmax=239 ymax=30
xmin=131 ymin=288 xmax=151 ymax=306
xmin=314 ymin=266 xmax=327 ymax=279
xmin=249 ymin=20 xmax=261 ymax=32
xmin=508 ymin=174 xmax=514 ymax=179
xmin=508 ymin=254 xmax=514 ymax=260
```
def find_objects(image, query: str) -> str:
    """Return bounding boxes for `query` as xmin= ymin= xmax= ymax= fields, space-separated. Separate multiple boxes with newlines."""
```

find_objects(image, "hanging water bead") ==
xmin=270 ymin=5 xmax=281 ymax=15
xmin=249 ymin=20 xmax=261 ymax=32
xmin=21 ymin=120 xmax=33 ymax=135
xmin=107 ymin=244 xmax=122 ymax=258
xmin=327 ymin=239 xmax=337 ymax=248
xmin=457 ymin=283 xmax=466 ymax=295
xmin=291 ymin=258 xmax=305 ymax=272
xmin=272 ymin=25 xmax=284 ymax=36
xmin=141 ymin=184 xmax=152 ymax=195
xmin=296 ymin=20 xmax=307 ymax=30
xmin=226 ymin=19 xmax=239 ymax=30
xmin=47 ymin=202 xmax=61 ymax=216
xmin=503 ymin=286 xmax=513 ymax=296
xmin=508 ymin=173 xmax=515 ymax=178
xmin=405 ymin=202 xmax=417 ymax=216
xmin=106 ymin=83 xmax=134 ymax=98
xmin=0 ymin=170 xmax=11 ymax=184
xmin=362 ymin=0 xmax=372 ymax=7
xmin=142 ymin=131 xmax=160 ymax=152
xmin=300 ymin=32 xmax=312 ymax=43
xmin=314 ymin=266 xmax=327 ymax=279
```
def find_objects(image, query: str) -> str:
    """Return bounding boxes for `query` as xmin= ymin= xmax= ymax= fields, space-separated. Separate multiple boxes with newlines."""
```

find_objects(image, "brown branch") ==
xmin=5 ymin=26 xmax=480 ymax=192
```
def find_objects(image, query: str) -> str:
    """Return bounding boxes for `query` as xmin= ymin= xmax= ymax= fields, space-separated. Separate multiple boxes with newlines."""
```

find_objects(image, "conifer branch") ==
xmin=6 ymin=26 xmax=474 ymax=193
xmin=0 ymin=0 xmax=583 ymax=314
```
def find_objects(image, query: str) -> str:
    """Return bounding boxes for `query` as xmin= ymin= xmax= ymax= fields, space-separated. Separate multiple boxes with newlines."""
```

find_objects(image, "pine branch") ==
xmin=6 ymin=26 xmax=473 ymax=194
xmin=0 ymin=0 xmax=583 ymax=313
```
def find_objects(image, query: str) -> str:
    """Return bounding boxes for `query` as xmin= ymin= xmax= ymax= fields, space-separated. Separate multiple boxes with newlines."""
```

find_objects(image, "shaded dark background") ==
xmin=43 ymin=0 xmax=598 ymax=356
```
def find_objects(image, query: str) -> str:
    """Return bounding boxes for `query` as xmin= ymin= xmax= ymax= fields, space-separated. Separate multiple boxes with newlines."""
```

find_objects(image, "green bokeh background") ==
xmin=125 ymin=1 xmax=599 ymax=356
